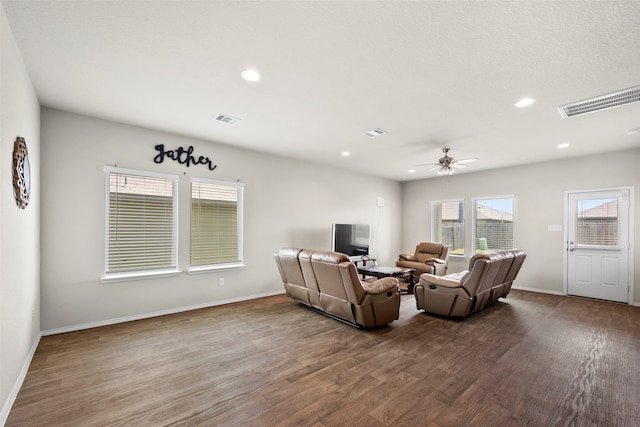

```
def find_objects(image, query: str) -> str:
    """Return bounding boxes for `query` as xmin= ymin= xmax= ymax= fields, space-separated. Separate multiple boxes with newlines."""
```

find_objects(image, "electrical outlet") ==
xmin=218 ymin=278 xmax=225 ymax=287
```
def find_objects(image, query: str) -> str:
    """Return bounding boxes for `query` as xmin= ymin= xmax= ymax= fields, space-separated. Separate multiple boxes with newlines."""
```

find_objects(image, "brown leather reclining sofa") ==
xmin=274 ymin=248 xmax=401 ymax=327
xmin=414 ymin=249 xmax=526 ymax=318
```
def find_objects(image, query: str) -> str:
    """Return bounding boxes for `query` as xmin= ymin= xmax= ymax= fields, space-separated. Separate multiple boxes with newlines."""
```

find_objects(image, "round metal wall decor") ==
xmin=12 ymin=136 xmax=31 ymax=209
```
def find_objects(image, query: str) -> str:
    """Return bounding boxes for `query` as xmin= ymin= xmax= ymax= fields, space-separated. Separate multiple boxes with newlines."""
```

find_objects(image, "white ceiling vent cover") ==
xmin=558 ymin=85 xmax=640 ymax=118
xmin=364 ymin=128 xmax=386 ymax=137
xmin=215 ymin=114 xmax=240 ymax=125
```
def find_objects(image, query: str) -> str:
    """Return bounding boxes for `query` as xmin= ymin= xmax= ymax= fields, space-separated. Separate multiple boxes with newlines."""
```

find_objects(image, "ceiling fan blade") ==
xmin=415 ymin=163 xmax=440 ymax=167
xmin=428 ymin=166 xmax=441 ymax=171
xmin=455 ymin=158 xmax=478 ymax=164
xmin=451 ymin=163 xmax=467 ymax=169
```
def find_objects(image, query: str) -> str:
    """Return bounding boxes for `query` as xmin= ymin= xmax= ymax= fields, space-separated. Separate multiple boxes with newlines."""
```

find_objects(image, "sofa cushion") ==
xmin=362 ymin=277 xmax=398 ymax=295
xmin=414 ymin=242 xmax=444 ymax=263
xmin=311 ymin=250 xmax=351 ymax=301
xmin=274 ymin=248 xmax=305 ymax=287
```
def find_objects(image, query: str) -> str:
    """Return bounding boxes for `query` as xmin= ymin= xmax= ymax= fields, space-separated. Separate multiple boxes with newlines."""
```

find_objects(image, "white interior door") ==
xmin=566 ymin=189 xmax=630 ymax=303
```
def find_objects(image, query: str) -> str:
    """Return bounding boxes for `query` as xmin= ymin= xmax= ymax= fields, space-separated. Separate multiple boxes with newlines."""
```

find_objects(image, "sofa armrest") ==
xmin=362 ymin=277 xmax=398 ymax=295
xmin=398 ymin=254 xmax=416 ymax=261
xmin=420 ymin=272 xmax=467 ymax=289
xmin=424 ymin=257 xmax=445 ymax=264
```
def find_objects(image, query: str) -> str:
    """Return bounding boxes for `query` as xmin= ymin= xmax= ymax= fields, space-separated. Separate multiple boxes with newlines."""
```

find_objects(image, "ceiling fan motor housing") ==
xmin=439 ymin=148 xmax=453 ymax=166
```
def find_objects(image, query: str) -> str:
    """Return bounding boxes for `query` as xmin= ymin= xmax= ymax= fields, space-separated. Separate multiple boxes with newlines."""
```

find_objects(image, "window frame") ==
xmin=431 ymin=198 xmax=465 ymax=257
xmin=188 ymin=177 xmax=245 ymax=274
xmin=102 ymin=166 xmax=180 ymax=283
xmin=472 ymin=195 xmax=514 ymax=254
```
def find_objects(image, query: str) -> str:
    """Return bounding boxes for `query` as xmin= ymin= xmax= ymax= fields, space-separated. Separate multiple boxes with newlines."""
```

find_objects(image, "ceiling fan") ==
xmin=417 ymin=148 xmax=478 ymax=176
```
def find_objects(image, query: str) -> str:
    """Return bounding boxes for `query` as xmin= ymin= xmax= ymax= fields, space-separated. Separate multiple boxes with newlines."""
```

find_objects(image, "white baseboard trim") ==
xmin=41 ymin=289 xmax=286 ymax=336
xmin=512 ymin=286 xmax=639 ymax=306
xmin=511 ymin=285 xmax=564 ymax=296
xmin=1 ymin=333 xmax=41 ymax=426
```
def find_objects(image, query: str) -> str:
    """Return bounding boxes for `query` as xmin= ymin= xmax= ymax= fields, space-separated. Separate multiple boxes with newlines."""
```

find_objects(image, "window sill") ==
xmin=102 ymin=268 xmax=181 ymax=284
xmin=188 ymin=263 xmax=245 ymax=275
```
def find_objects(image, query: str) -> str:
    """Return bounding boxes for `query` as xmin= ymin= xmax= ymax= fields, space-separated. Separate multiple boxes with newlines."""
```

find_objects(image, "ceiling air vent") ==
xmin=215 ymin=114 xmax=240 ymax=125
xmin=364 ymin=128 xmax=386 ymax=137
xmin=558 ymin=85 xmax=640 ymax=118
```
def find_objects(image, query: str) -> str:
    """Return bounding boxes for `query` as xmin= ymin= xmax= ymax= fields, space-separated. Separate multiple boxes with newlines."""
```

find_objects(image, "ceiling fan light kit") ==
xmin=437 ymin=166 xmax=455 ymax=176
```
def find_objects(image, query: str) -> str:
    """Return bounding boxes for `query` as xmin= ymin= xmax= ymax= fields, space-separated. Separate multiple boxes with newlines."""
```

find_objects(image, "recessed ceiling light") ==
xmin=241 ymin=69 xmax=261 ymax=82
xmin=341 ymin=151 xmax=351 ymax=157
xmin=557 ymin=143 xmax=570 ymax=149
xmin=515 ymin=98 xmax=535 ymax=108
xmin=626 ymin=127 xmax=640 ymax=135
xmin=408 ymin=169 xmax=416 ymax=173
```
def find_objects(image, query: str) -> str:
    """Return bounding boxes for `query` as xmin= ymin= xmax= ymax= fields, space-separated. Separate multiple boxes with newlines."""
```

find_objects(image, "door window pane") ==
xmin=576 ymin=198 xmax=618 ymax=246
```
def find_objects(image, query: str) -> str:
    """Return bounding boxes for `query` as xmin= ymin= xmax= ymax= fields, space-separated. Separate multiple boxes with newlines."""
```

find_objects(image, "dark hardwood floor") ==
xmin=7 ymin=290 xmax=640 ymax=426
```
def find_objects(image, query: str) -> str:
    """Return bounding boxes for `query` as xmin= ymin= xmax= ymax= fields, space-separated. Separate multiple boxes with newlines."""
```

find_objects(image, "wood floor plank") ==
xmin=6 ymin=290 xmax=640 ymax=426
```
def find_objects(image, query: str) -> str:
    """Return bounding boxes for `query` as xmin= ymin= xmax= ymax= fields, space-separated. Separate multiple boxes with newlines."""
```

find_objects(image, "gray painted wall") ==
xmin=39 ymin=108 xmax=402 ymax=332
xmin=1 ymin=7 xmax=41 ymax=422
xmin=401 ymin=149 xmax=639 ymax=302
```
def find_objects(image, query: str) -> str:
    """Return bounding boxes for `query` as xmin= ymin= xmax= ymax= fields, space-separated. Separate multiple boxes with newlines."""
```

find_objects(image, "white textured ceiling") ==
xmin=3 ymin=1 xmax=639 ymax=181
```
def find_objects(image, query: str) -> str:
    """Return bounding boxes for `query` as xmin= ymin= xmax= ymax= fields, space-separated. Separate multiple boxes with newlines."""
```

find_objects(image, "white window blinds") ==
xmin=104 ymin=168 xmax=178 ymax=278
xmin=191 ymin=179 xmax=244 ymax=268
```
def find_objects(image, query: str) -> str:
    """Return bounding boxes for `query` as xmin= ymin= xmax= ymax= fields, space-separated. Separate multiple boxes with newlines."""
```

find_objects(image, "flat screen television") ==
xmin=331 ymin=224 xmax=370 ymax=257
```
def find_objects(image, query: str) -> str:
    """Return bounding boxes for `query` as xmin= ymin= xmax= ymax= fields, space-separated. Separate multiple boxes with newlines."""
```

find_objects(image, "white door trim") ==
xmin=563 ymin=186 xmax=634 ymax=304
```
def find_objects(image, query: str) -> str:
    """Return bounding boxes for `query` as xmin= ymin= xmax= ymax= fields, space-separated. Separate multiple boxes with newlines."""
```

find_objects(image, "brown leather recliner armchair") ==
xmin=274 ymin=248 xmax=401 ymax=327
xmin=414 ymin=249 xmax=526 ymax=318
xmin=396 ymin=242 xmax=450 ymax=277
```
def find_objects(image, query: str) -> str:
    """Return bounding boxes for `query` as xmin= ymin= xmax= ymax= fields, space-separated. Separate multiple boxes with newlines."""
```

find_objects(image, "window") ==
xmin=473 ymin=197 xmax=513 ymax=253
xmin=576 ymin=198 xmax=618 ymax=246
xmin=432 ymin=199 xmax=464 ymax=256
xmin=190 ymin=178 xmax=244 ymax=271
xmin=103 ymin=167 xmax=179 ymax=282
